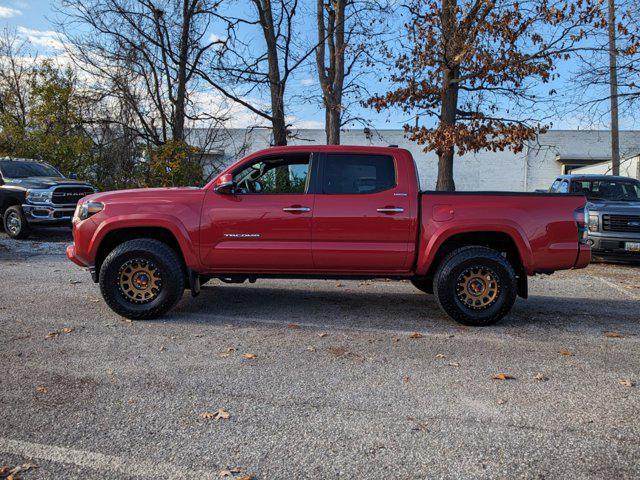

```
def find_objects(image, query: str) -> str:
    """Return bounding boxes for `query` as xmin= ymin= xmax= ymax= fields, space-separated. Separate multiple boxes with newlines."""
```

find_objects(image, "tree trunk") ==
xmin=172 ymin=0 xmax=191 ymax=142
xmin=256 ymin=0 xmax=287 ymax=146
xmin=608 ymin=0 xmax=620 ymax=175
xmin=271 ymin=90 xmax=288 ymax=146
xmin=436 ymin=65 xmax=459 ymax=191
xmin=327 ymin=105 xmax=340 ymax=144
xmin=316 ymin=0 xmax=345 ymax=145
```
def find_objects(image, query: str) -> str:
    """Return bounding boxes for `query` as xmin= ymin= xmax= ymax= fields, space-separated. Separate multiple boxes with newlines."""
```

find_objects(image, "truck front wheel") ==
xmin=99 ymin=238 xmax=185 ymax=320
xmin=3 ymin=206 xmax=31 ymax=239
xmin=433 ymin=246 xmax=517 ymax=326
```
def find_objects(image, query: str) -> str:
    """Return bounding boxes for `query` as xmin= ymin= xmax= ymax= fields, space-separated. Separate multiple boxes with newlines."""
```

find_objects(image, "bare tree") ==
xmin=198 ymin=0 xmax=318 ymax=146
xmin=315 ymin=0 xmax=391 ymax=144
xmin=57 ymin=0 xmax=233 ymax=146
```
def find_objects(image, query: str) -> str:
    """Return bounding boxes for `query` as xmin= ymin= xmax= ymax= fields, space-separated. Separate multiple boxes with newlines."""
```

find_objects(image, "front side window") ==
xmin=233 ymin=155 xmax=310 ymax=194
xmin=322 ymin=154 xmax=395 ymax=194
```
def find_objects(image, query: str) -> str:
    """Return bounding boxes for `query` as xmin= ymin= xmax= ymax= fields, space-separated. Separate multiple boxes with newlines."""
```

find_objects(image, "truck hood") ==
xmin=587 ymin=199 xmax=640 ymax=215
xmin=4 ymin=176 xmax=94 ymax=189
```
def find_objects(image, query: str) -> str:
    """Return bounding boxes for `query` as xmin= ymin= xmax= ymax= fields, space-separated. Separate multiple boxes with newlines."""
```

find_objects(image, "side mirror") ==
xmin=68 ymin=172 xmax=78 ymax=179
xmin=214 ymin=173 xmax=236 ymax=195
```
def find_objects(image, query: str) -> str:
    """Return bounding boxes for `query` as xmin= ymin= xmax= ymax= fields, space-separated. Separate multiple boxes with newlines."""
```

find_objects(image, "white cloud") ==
xmin=300 ymin=77 xmax=316 ymax=86
xmin=0 ymin=6 xmax=21 ymax=17
xmin=17 ymin=27 xmax=66 ymax=51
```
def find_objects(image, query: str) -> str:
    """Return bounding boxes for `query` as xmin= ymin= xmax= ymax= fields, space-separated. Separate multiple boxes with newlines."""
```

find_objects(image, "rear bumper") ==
xmin=574 ymin=243 xmax=591 ymax=269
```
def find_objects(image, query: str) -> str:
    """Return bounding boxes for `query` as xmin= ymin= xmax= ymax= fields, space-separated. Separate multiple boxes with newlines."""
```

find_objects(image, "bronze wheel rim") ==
xmin=455 ymin=266 xmax=500 ymax=310
xmin=117 ymin=258 xmax=162 ymax=304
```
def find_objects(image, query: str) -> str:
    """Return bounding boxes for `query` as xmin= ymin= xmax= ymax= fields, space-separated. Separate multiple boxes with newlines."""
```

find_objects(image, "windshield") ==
xmin=570 ymin=178 xmax=640 ymax=202
xmin=0 ymin=160 xmax=63 ymax=179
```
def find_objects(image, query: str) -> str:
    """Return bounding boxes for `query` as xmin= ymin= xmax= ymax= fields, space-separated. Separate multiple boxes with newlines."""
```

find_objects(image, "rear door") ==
xmin=311 ymin=152 xmax=414 ymax=272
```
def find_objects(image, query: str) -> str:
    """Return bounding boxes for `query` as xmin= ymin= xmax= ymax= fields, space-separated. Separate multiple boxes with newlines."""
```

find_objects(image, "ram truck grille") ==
xmin=602 ymin=214 xmax=640 ymax=233
xmin=51 ymin=187 xmax=94 ymax=205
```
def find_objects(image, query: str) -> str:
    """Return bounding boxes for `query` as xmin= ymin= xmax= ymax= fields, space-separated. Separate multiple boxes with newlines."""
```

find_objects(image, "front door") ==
xmin=312 ymin=152 xmax=415 ymax=272
xmin=200 ymin=152 xmax=315 ymax=272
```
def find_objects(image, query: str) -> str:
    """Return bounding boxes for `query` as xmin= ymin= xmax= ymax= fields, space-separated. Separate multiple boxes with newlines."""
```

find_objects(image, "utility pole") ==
xmin=608 ymin=0 xmax=620 ymax=175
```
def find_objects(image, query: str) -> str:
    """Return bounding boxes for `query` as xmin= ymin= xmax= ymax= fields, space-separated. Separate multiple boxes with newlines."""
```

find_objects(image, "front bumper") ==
xmin=588 ymin=231 xmax=640 ymax=256
xmin=22 ymin=203 xmax=75 ymax=225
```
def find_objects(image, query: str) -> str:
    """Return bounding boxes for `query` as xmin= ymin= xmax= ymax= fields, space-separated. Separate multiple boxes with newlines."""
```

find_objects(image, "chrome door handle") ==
xmin=283 ymin=207 xmax=311 ymax=212
xmin=377 ymin=207 xmax=404 ymax=213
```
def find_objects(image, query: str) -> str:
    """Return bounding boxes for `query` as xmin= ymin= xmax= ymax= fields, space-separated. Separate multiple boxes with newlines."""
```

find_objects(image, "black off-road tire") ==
xmin=410 ymin=278 xmax=433 ymax=294
xmin=3 ymin=205 xmax=31 ymax=239
xmin=433 ymin=246 xmax=517 ymax=326
xmin=99 ymin=238 xmax=185 ymax=320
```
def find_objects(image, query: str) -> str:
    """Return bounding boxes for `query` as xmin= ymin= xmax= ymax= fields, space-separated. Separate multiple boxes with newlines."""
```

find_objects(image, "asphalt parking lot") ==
xmin=1 ymin=229 xmax=639 ymax=479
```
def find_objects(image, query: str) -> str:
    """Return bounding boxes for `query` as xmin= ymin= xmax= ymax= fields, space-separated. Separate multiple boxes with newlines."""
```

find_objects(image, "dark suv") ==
xmin=0 ymin=158 xmax=96 ymax=239
xmin=550 ymin=174 xmax=640 ymax=258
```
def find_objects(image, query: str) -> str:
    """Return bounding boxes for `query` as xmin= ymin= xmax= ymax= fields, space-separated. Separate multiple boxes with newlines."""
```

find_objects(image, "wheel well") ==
xmin=95 ymin=227 xmax=187 ymax=276
xmin=424 ymin=231 xmax=527 ymax=298
xmin=1 ymin=197 xmax=22 ymax=217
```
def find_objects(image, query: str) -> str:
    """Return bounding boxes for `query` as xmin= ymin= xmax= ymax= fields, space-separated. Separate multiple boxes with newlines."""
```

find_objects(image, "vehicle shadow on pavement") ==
xmin=167 ymin=283 xmax=640 ymax=334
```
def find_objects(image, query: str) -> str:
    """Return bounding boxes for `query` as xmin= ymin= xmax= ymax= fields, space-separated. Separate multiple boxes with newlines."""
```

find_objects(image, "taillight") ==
xmin=574 ymin=205 xmax=589 ymax=244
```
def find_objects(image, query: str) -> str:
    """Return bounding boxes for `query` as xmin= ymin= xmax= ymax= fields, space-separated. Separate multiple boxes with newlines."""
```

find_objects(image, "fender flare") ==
xmin=415 ymin=222 xmax=534 ymax=275
xmin=88 ymin=214 xmax=201 ymax=271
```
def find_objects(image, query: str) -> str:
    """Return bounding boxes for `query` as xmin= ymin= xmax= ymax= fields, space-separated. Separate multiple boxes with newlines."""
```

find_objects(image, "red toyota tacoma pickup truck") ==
xmin=67 ymin=146 xmax=591 ymax=326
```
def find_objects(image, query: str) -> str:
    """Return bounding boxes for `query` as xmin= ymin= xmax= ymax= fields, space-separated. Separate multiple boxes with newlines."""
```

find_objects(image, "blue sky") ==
xmin=0 ymin=0 xmax=634 ymax=132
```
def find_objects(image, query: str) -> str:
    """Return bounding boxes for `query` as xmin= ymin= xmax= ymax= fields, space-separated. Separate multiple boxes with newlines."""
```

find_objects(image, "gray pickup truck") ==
xmin=549 ymin=174 xmax=640 ymax=258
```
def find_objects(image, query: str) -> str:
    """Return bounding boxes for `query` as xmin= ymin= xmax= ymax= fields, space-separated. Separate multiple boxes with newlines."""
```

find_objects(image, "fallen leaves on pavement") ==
xmin=318 ymin=332 xmax=328 ymax=338
xmin=241 ymin=353 xmax=257 ymax=359
xmin=35 ymin=386 xmax=48 ymax=394
xmin=604 ymin=331 xmax=624 ymax=338
xmin=448 ymin=362 xmax=460 ymax=367
xmin=619 ymin=379 xmax=635 ymax=387
xmin=534 ymin=372 xmax=548 ymax=381
xmin=0 ymin=463 xmax=38 ymax=479
xmin=435 ymin=354 xmax=446 ymax=359
xmin=200 ymin=408 xmax=230 ymax=420
xmin=492 ymin=373 xmax=515 ymax=380
xmin=287 ymin=323 xmax=300 ymax=329
xmin=409 ymin=332 xmax=424 ymax=339
xmin=220 ymin=467 xmax=242 ymax=477
xmin=559 ymin=349 xmax=574 ymax=356
xmin=46 ymin=327 xmax=75 ymax=339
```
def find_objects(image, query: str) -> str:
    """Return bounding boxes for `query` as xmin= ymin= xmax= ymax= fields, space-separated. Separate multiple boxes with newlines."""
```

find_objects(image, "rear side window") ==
xmin=322 ymin=154 xmax=395 ymax=194
xmin=550 ymin=179 xmax=561 ymax=192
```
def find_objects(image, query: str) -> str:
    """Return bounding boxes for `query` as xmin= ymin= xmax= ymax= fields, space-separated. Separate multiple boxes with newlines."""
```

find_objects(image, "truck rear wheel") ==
xmin=433 ymin=246 xmax=517 ymax=326
xmin=99 ymin=238 xmax=185 ymax=320
xmin=3 ymin=206 xmax=31 ymax=239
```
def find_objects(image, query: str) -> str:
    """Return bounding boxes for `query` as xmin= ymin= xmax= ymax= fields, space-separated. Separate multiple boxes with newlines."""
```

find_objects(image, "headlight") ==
xmin=25 ymin=189 xmax=53 ymax=204
xmin=588 ymin=214 xmax=599 ymax=232
xmin=73 ymin=201 xmax=104 ymax=223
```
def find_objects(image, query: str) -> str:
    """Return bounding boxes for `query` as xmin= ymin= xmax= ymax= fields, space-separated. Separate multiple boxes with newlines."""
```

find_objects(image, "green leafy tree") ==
xmin=0 ymin=59 xmax=93 ymax=178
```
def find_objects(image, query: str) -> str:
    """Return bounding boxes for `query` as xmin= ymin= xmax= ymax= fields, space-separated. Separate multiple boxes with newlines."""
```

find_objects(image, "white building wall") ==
xmin=188 ymin=128 xmax=640 ymax=192
xmin=571 ymin=156 xmax=640 ymax=179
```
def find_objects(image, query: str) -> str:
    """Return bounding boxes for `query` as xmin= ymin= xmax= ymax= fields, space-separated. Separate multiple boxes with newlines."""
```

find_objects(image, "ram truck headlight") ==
xmin=25 ymin=189 xmax=53 ymax=204
xmin=588 ymin=214 xmax=599 ymax=232
xmin=73 ymin=201 xmax=104 ymax=223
